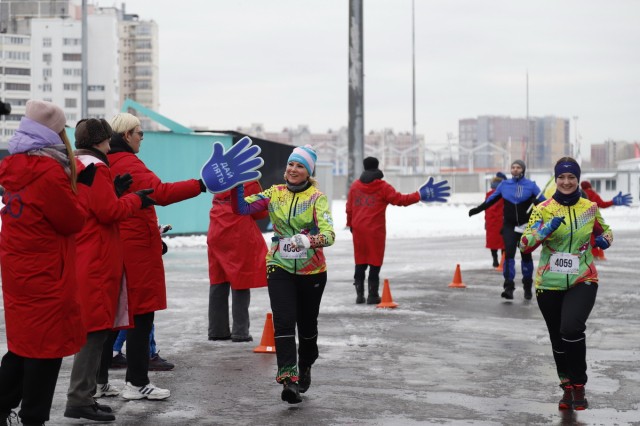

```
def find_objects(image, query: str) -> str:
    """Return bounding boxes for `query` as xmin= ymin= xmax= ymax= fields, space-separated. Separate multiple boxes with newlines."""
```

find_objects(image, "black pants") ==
xmin=267 ymin=267 xmax=327 ymax=383
xmin=354 ymin=264 xmax=381 ymax=285
xmin=125 ymin=312 xmax=155 ymax=386
xmin=0 ymin=351 xmax=62 ymax=424
xmin=537 ymin=282 xmax=598 ymax=385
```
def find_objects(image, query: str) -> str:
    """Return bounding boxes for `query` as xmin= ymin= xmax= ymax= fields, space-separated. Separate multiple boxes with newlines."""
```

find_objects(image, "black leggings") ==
xmin=536 ymin=282 xmax=598 ymax=385
xmin=267 ymin=267 xmax=327 ymax=383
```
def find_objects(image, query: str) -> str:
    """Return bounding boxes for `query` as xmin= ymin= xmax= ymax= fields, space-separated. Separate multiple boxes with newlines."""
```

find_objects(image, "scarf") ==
xmin=552 ymin=188 xmax=581 ymax=206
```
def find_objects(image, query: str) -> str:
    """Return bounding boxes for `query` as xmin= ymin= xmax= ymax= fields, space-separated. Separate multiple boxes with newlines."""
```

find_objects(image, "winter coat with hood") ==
xmin=74 ymin=149 xmax=143 ymax=332
xmin=207 ymin=180 xmax=268 ymax=290
xmin=346 ymin=169 xmax=420 ymax=266
xmin=107 ymin=135 xmax=202 ymax=316
xmin=580 ymin=181 xmax=614 ymax=208
xmin=0 ymin=118 xmax=87 ymax=358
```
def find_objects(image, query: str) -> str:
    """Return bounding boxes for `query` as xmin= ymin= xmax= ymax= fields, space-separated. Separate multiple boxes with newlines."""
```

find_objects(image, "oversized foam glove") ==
xmin=419 ymin=177 xmax=450 ymax=203
xmin=200 ymin=136 xmax=264 ymax=194
xmin=612 ymin=191 xmax=632 ymax=206
xmin=135 ymin=188 xmax=156 ymax=209
xmin=290 ymin=234 xmax=311 ymax=250
xmin=114 ymin=173 xmax=133 ymax=197
xmin=539 ymin=216 xmax=565 ymax=238
xmin=595 ymin=235 xmax=610 ymax=250
xmin=77 ymin=163 xmax=97 ymax=187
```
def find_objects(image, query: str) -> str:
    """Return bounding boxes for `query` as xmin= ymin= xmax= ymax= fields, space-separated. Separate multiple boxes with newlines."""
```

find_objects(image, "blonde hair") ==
xmin=283 ymin=172 xmax=317 ymax=187
xmin=60 ymin=130 xmax=77 ymax=193
xmin=109 ymin=112 xmax=140 ymax=134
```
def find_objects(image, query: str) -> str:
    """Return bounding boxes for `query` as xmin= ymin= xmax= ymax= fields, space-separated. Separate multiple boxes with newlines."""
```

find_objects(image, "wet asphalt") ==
xmin=8 ymin=231 xmax=640 ymax=425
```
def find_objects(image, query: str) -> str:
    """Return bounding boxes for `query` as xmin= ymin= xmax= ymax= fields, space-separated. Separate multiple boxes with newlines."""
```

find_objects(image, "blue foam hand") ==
xmin=595 ymin=235 xmax=610 ymax=250
xmin=612 ymin=191 xmax=632 ymax=206
xmin=419 ymin=177 xmax=450 ymax=203
xmin=200 ymin=136 xmax=264 ymax=194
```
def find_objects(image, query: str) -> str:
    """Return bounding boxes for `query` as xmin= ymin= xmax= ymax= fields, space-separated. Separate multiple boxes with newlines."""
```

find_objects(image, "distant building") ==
xmin=459 ymin=115 xmax=571 ymax=171
xmin=0 ymin=33 xmax=31 ymax=146
xmin=590 ymin=139 xmax=637 ymax=169
xmin=0 ymin=0 xmax=159 ymax=132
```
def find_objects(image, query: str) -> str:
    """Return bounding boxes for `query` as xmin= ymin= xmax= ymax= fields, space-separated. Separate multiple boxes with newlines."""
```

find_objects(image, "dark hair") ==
xmin=555 ymin=156 xmax=578 ymax=166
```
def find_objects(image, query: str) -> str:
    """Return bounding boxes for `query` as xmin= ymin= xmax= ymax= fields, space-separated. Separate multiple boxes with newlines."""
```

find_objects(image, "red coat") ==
xmin=484 ymin=189 xmax=505 ymax=250
xmin=0 ymin=154 xmax=87 ymax=358
xmin=207 ymin=181 xmax=268 ymax=289
xmin=74 ymin=154 xmax=142 ymax=332
xmin=108 ymin=152 xmax=202 ymax=316
xmin=346 ymin=179 xmax=420 ymax=266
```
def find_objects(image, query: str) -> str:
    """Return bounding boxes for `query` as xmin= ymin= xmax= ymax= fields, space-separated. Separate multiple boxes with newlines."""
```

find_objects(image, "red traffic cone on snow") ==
xmin=448 ymin=264 xmax=466 ymax=288
xmin=253 ymin=312 xmax=276 ymax=354
xmin=376 ymin=279 xmax=398 ymax=309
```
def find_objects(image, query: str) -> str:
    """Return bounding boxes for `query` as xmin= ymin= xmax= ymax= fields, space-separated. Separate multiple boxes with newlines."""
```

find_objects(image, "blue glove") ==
xmin=612 ymin=191 xmax=632 ymax=206
xmin=200 ymin=136 xmax=264 ymax=194
xmin=419 ymin=177 xmax=450 ymax=203
xmin=595 ymin=235 xmax=610 ymax=250
xmin=539 ymin=216 xmax=565 ymax=238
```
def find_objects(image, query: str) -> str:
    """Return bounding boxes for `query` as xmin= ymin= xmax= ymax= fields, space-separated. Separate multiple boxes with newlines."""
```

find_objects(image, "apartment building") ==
xmin=0 ymin=34 xmax=31 ymax=146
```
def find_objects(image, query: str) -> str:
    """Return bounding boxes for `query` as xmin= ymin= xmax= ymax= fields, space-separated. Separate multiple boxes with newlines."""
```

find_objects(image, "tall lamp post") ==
xmin=411 ymin=0 xmax=417 ymax=173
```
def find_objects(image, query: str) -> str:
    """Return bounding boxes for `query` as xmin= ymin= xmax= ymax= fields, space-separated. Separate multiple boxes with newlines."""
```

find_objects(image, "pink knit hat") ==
xmin=25 ymin=100 xmax=66 ymax=134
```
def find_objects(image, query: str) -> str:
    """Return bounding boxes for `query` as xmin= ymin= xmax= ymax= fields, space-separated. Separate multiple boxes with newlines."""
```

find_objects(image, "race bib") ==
xmin=279 ymin=238 xmax=308 ymax=259
xmin=549 ymin=252 xmax=579 ymax=274
xmin=514 ymin=224 xmax=527 ymax=233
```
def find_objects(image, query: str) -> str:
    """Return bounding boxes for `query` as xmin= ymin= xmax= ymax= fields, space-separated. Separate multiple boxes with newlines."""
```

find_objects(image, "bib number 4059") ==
xmin=549 ymin=252 xmax=579 ymax=274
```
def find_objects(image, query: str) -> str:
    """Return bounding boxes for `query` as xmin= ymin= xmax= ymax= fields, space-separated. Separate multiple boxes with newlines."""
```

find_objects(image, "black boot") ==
xmin=491 ymin=250 xmax=499 ymax=268
xmin=501 ymin=280 xmax=515 ymax=300
xmin=572 ymin=384 xmax=588 ymax=410
xmin=354 ymin=280 xmax=365 ymax=304
xmin=281 ymin=381 xmax=302 ymax=404
xmin=367 ymin=280 xmax=381 ymax=304
xmin=523 ymin=278 xmax=533 ymax=300
xmin=299 ymin=364 xmax=311 ymax=393
xmin=558 ymin=383 xmax=573 ymax=410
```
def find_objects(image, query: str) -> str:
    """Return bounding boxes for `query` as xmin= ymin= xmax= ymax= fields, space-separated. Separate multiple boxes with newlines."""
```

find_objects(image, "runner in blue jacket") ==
xmin=469 ymin=160 xmax=545 ymax=300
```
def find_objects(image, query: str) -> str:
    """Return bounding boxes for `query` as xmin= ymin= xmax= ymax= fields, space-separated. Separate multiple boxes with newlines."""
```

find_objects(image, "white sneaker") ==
xmin=121 ymin=382 xmax=170 ymax=400
xmin=94 ymin=382 xmax=120 ymax=398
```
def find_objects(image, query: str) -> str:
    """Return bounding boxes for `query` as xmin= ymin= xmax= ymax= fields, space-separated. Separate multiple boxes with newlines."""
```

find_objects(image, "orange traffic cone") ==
xmin=495 ymin=252 xmax=505 ymax=271
xmin=448 ymin=264 xmax=466 ymax=288
xmin=253 ymin=312 xmax=276 ymax=354
xmin=376 ymin=279 xmax=398 ymax=309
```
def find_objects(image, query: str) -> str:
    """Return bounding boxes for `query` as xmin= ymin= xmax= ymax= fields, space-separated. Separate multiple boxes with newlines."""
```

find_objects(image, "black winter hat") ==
xmin=363 ymin=156 xmax=379 ymax=171
xmin=75 ymin=118 xmax=113 ymax=149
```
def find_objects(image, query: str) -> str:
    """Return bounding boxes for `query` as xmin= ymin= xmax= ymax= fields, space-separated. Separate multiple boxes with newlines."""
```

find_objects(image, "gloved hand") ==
xmin=135 ymin=188 xmax=156 ymax=209
xmin=198 ymin=179 xmax=207 ymax=193
xmin=419 ymin=177 xmax=450 ymax=203
xmin=539 ymin=216 xmax=565 ymax=238
xmin=77 ymin=163 xmax=97 ymax=187
xmin=201 ymin=137 xmax=264 ymax=193
xmin=290 ymin=234 xmax=311 ymax=250
xmin=612 ymin=191 xmax=632 ymax=206
xmin=468 ymin=207 xmax=481 ymax=217
xmin=595 ymin=235 xmax=610 ymax=250
xmin=114 ymin=173 xmax=133 ymax=197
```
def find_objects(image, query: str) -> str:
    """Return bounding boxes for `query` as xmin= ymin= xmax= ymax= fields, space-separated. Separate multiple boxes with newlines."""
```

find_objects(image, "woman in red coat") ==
xmin=346 ymin=157 xmax=421 ymax=304
xmin=207 ymin=180 xmax=268 ymax=342
xmin=63 ymin=119 xmax=155 ymax=422
xmin=485 ymin=174 xmax=506 ymax=267
xmin=107 ymin=113 xmax=204 ymax=401
xmin=0 ymin=100 xmax=89 ymax=425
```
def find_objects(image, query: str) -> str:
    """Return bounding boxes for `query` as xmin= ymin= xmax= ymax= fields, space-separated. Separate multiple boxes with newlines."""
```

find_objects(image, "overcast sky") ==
xmin=105 ymin=0 xmax=638 ymax=155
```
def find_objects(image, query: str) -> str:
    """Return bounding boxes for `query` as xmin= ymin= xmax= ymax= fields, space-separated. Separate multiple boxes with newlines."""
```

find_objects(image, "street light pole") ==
xmin=411 ymin=0 xmax=417 ymax=173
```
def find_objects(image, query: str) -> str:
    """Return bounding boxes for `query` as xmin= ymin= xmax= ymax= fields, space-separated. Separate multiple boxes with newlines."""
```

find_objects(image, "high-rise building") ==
xmin=459 ymin=115 xmax=570 ymax=171
xmin=1 ymin=1 xmax=160 ymax=131
xmin=118 ymin=11 xmax=160 ymax=130
xmin=0 ymin=34 xmax=32 ymax=146
xmin=590 ymin=139 xmax=636 ymax=169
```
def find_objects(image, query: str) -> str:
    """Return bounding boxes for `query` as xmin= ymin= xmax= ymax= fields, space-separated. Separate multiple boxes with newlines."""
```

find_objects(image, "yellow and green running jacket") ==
xmin=232 ymin=183 xmax=335 ymax=275
xmin=519 ymin=197 xmax=613 ymax=291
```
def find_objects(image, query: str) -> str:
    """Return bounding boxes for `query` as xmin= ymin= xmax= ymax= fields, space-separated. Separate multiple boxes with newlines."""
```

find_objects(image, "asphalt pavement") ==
xmin=4 ymin=231 xmax=640 ymax=425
